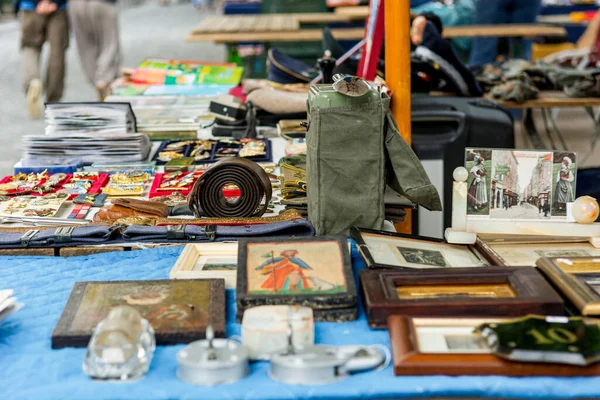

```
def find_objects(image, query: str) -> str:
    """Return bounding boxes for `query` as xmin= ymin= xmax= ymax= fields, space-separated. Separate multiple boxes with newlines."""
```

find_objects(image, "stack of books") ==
xmin=23 ymin=133 xmax=151 ymax=164
xmin=22 ymin=102 xmax=151 ymax=164
xmin=45 ymin=102 xmax=137 ymax=135
xmin=105 ymin=95 xmax=213 ymax=140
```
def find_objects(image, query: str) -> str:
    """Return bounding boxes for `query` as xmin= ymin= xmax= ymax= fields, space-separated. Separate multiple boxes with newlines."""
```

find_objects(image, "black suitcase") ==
xmin=411 ymin=96 xmax=514 ymax=237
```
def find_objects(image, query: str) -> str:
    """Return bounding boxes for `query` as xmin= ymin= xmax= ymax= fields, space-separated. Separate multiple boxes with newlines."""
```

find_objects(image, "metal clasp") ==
xmin=54 ymin=226 xmax=74 ymax=244
xmin=166 ymin=225 xmax=186 ymax=240
xmin=204 ymin=225 xmax=217 ymax=241
xmin=20 ymin=229 xmax=40 ymax=247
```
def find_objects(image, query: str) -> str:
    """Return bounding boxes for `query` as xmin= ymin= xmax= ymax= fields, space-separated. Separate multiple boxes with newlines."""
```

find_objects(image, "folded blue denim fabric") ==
xmin=0 ymin=226 xmax=113 ymax=248
xmin=121 ymin=219 xmax=315 ymax=242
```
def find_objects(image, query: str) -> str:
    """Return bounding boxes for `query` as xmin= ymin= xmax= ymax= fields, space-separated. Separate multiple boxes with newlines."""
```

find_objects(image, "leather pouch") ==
xmin=94 ymin=198 xmax=169 ymax=222
xmin=112 ymin=198 xmax=169 ymax=216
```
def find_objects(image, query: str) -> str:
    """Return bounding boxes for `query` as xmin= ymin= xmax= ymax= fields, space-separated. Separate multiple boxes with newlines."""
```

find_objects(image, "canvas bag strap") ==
xmin=384 ymin=111 xmax=443 ymax=212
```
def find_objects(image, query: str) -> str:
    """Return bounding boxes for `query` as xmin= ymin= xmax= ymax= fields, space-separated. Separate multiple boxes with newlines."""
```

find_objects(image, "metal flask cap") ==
xmin=177 ymin=324 xmax=250 ymax=385
xmin=269 ymin=325 xmax=386 ymax=385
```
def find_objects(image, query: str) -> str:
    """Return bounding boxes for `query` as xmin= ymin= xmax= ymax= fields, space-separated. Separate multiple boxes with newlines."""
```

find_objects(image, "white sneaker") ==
xmin=26 ymin=78 xmax=43 ymax=119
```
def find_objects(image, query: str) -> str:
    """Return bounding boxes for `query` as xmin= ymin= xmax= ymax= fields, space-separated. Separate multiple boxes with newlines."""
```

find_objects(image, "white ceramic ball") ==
xmin=453 ymin=167 xmax=468 ymax=182
xmin=572 ymin=196 xmax=600 ymax=224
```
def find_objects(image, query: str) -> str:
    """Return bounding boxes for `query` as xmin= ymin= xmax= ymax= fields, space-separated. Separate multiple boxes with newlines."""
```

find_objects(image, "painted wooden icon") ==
xmin=52 ymin=279 xmax=225 ymax=348
xmin=237 ymin=237 xmax=357 ymax=317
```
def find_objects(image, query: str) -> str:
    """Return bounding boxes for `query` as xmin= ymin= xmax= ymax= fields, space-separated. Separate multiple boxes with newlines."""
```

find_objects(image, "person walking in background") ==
xmin=469 ymin=0 xmax=542 ymax=66
xmin=69 ymin=0 xmax=121 ymax=100
xmin=17 ymin=0 xmax=69 ymax=119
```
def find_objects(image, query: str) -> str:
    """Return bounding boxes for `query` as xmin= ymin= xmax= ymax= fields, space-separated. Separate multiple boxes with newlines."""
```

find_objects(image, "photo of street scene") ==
xmin=465 ymin=149 xmax=577 ymax=221
xmin=490 ymin=150 xmax=553 ymax=220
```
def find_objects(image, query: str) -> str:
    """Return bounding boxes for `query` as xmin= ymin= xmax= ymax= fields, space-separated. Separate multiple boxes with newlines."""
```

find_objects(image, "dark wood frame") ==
xmin=360 ymin=267 xmax=564 ymax=328
xmin=350 ymin=227 xmax=488 ymax=269
xmin=537 ymin=257 xmax=600 ymax=316
xmin=236 ymin=236 xmax=356 ymax=310
xmin=51 ymin=279 xmax=226 ymax=349
xmin=388 ymin=315 xmax=600 ymax=376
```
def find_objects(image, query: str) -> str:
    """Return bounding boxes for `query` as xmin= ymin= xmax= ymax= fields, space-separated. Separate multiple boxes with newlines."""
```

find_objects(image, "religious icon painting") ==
xmin=236 ymin=237 xmax=356 ymax=310
xmin=465 ymin=148 xmax=577 ymax=221
xmin=51 ymin=279 xmax=225 ymax=348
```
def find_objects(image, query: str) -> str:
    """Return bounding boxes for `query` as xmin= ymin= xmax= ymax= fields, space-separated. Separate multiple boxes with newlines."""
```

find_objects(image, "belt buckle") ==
xmin=20 ymin=229 xmax=40 ymax=247
xmin=54 ymin=226 xmax=74 ymax=244
xmin=204 ymin=225 xmax=216 ymax=241
xmin=166 ymin=225 xmax=186 ymax=240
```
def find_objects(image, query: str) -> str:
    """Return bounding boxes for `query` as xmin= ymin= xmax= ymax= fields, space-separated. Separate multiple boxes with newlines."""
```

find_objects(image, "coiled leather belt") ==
xmin=187 ymin=158 xmax=272 ymax=218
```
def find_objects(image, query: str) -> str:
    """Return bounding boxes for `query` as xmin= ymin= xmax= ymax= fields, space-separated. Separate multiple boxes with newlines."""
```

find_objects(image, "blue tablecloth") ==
xmin=1 ymin=245 xmax=600 ymax=400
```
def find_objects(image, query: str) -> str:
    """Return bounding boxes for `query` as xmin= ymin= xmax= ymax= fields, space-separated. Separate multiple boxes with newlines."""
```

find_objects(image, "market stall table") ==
xmin=537 ymin=14 xmax=589 ymax=25
xmin=2 ymin=245 xmax=600 ymax=399
xmin=186 ymin=20 xmax=566 ymax=43
xmin=334 ymin=6 xmax=591 ymax=26
xmin=493 ymin=91 xmax=600 ymax=163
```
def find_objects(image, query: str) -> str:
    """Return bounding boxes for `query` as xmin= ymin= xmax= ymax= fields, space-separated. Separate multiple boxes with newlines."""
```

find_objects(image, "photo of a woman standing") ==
xmin=468 ymin=153 xmax=489 ymax=212
xmin=553 ymin=155 xmax=576 ymax=215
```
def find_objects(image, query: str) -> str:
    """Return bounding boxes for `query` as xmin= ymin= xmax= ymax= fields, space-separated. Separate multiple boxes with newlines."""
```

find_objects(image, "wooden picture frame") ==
xmin=388 ymin=316 xmax=600 ymax=376
xmin=537 ymin=257 xmax=600 ymax=316
xmin=236 ymin=236 xmax=356 ymax=310
xmin=52 ymin=279 xmax=226 ymax=348
xmin=360 ymin=267 xmax=564 ymax=328
xmin=475 ymin=234 xmax=600 ymax=267
xmin=170 ymin=243 xmax=238 ymax=288
xmin=350 ymin=227 xmax=488 ymax=270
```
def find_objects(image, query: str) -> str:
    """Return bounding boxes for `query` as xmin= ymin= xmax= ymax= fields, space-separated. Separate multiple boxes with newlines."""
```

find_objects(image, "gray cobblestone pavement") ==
xmin=0 ymin=3 xmax=224 ymax=174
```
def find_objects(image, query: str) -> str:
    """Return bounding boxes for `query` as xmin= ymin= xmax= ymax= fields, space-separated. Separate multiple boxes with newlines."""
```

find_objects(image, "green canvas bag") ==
xmin=306 ymin=78 xmax=442 ymax=236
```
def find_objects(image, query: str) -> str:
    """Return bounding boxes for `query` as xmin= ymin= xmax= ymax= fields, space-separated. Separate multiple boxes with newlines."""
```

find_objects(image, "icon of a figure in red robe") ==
xmin=255 ymin=249 xmax=313 ymax=292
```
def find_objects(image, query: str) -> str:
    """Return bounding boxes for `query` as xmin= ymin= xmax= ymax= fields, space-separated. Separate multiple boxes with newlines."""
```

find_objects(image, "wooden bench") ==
xmin=186 ymin=14 xmax=567 ymax=43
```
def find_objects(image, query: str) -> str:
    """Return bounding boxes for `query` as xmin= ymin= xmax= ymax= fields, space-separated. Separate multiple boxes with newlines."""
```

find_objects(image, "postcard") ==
xmin=466 ymin=148 xmax=577 ymax=221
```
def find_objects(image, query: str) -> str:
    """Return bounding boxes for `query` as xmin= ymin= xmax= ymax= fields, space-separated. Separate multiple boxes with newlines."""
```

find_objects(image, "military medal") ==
xmin=68 ymin=203 xmax=91 ymax=219
xmin=73 ymin=193 xmax=108 ymax=207
xmin=477 ymin=315 xmax=600 ymax=366
xmin=111 ymin=171 xmax=150 ymax=185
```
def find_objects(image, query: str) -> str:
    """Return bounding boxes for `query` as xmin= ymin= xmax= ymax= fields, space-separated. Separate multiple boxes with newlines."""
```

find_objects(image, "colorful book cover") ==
xmin=133 ymin=57 xmax=243 ymax=86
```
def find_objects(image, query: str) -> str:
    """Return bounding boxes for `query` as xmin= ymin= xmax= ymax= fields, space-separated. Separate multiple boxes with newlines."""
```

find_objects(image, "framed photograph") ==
xmin=350 ymin=227 xmax=487 ymax=270
xmin=52 ymin=279 xmax=225 ymax=348
xmin=465 ymin=148 xmax=577 ymax=221
xmin=537 ymin=257 xmax=600 ymax=316
xmin=360 ymin=267 xmax=564 ymax=328
xmin=388 ymin=316 xmax=600 ymax=376
xmin=475 ymin=234 xmax=600 ymax=267
xmin=170 ymin=243 xmax=237 ymax=288
xmin=236 ymin=237 xmax=356 ymax=310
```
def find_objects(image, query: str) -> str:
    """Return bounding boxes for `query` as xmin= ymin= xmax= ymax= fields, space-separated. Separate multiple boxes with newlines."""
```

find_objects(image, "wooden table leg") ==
xmin=546 ymin=107 xmax=568 ymax=150
xmin=523 ymin=108 xmax=546 ymax=149
xmin=583 ymin=106 xmax=600 ymax=163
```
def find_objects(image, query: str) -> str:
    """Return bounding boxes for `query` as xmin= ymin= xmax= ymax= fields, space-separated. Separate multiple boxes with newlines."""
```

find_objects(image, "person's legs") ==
xmin=469 ymin=0 xmax=510 ymax=66
xmin=21 ymin=10 xmax=46 ymax=118
xmin=22 ymin=46 xmax=41 ymax=93
xmin=45 ymin=10 xmax=69 ymax=102
xmin=507 ymin=0 xmax=542 ymax=60
xmin=94 ymin=1 xmax=121 ymax=98
xmin=69 ymin=0 xmax=99 ymax=86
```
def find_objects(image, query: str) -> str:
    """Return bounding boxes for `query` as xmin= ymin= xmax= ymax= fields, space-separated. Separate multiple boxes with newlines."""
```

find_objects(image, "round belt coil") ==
xmin=187 ymin=158 xmax=272 ymax=218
